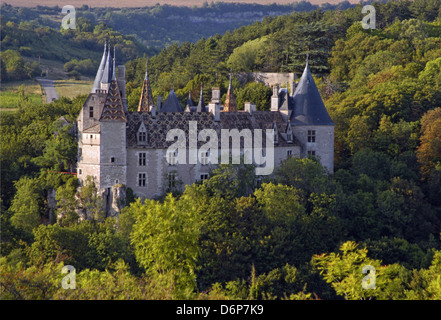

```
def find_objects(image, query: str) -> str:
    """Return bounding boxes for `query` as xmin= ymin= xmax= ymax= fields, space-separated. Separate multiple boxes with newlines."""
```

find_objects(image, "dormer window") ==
xmin=137 ymin=122 xmax=148 ymax=145
xmin=89 ymin=106 xmax=94 ymax=118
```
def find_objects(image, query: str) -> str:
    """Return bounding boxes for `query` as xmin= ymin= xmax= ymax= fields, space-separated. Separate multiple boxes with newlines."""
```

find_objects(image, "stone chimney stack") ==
xmin=271 ymin=84 xmax=280 ymax=111
xmin=209 ymin=102 xmax=220 ymax=122
xmin=211 ymin=87 xmax=221 ymax=104
xmin=244 ymin=102 xmax=256 ymax=115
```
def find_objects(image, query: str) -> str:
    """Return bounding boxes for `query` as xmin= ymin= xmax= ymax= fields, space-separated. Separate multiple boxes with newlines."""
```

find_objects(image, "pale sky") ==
xmin=5 ymin=0 xmax=359 ymax=8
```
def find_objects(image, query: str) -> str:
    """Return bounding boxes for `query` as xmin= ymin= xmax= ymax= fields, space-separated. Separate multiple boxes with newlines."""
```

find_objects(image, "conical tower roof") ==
xmin=161 ymin=89 xmax=183 ymax=112
xmin=138 ymin=61 xmax=155 ymax=112
xmin=91 ymin=42 xmax=108 ymax=93
xmin=292 ymin=61 xmax=334 ymax=125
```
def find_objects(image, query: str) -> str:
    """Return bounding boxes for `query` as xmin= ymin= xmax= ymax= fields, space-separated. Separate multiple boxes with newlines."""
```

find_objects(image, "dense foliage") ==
xmin=0 ymin=1 xmax=355 ymax=50
xmin=1 ymin=0 xmax=441 ymax=300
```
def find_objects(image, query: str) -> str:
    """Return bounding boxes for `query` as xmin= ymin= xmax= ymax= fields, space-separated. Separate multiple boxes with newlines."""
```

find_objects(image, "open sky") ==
xmin=5 ymin=0 xmax=359 ymax=8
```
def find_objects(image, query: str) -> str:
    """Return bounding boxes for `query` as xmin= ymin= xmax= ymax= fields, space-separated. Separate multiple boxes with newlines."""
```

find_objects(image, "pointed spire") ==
xmin=223 ymin=73 xmax=237 ymax=112
xmin=100 ymin=44 xmax=112 ymax=85
xmin=291 ymin=59 xmax=334 ymax=125
xmin=138 ymin=59 xmax=155 ymax=112
xmin=186 ymin=90 xmax=194 ymax=108
xmin=197 ymin=83 xmax=206 ymax=112
xmin=91 ymin=41 xmax=108 ymax=93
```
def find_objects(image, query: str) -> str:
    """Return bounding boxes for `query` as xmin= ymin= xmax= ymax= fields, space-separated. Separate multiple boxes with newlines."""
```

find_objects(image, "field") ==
xmin=0 ymin=80 xmax=44 ymax=111
xmin=7 ymin=0 xmax=355 ymax=8
xmin=54 ymin=79 xmax=93 ymax=99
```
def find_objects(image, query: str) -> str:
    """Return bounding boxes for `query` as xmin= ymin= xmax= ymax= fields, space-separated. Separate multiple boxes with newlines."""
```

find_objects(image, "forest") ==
xmin=0 ymin=1 xmax=355 ymax=49
xmin=1 ymin=0 xmax=441 ymax=300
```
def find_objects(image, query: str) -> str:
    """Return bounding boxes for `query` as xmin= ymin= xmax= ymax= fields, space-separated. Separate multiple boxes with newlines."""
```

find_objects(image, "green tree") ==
xmin=235 ymin=82 xmax=272 ymax=111
xmin=32 ymin=120 xmax=77 ymax=172
xmin=9 ymin=177 xmax=42 ymax=234
xmin=130 ymin=195 xmax=200 ymax=299
xmin=312 ymin=241 xmax=409 ymax=300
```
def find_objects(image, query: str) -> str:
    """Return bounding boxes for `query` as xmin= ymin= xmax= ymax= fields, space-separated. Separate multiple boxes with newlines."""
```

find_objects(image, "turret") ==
xmin=223 ymin=73 xmax=237 ymax=112
xmin=138 ymin=61 xmax=155 ymax=112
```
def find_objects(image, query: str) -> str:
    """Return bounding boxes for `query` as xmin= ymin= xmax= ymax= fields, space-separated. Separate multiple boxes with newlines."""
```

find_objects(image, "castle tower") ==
xmin=99 ymin=48 xmax=127 ymax=189
xmin=291 ymin=59 xmax=334 ymax=172
xmin=138 ymin=61 xmax=155 ymax=112
xmin=223 ymin=73 xmax=237 ymax=112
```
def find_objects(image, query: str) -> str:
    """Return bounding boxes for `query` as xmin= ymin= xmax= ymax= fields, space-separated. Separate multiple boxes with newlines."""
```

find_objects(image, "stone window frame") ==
xmin=307 ymin=130 xmax=316 ymax=143
xmin=138 ymin=152 xmax=146 ymax=166
xmin=138 ymin=172 xmax=147 ymax=187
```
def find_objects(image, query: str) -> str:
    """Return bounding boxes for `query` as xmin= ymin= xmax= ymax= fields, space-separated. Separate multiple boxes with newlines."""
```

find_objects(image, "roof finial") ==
xmin=229 ymin=70 xmax=232 ymax=89
xmin=306 ymin=54 xmax=309 ymax=66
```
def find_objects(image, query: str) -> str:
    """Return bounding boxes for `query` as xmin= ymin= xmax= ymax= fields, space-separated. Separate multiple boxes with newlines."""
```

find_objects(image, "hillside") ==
xmin=1 ymin=1 xmax=355 ymax=49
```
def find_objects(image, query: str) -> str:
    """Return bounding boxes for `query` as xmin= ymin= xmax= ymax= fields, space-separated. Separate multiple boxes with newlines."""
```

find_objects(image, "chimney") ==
xmin=271 ymin=84 xmax=280 ymax=111
xmin=157 ymin=96 xmax=162 ymax=112
xmin=290 ymin=74 xmax=296 ymax=96
xmin=244 ymin=102 xmax=256 ymax=114
xmin=151 ymin=105 xmax=156 ymax=118
xmin=211 ymin=87 xmax=221 ymax=104
xmin=209 ymin=102 xmax=220 ymax=122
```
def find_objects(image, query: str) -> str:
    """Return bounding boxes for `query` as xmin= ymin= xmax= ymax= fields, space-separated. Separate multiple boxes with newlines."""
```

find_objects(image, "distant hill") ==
xmin=1 ymin=1 xmax=356 ymax=49
xmin=2 ymin=0 xmax=359 ymax=8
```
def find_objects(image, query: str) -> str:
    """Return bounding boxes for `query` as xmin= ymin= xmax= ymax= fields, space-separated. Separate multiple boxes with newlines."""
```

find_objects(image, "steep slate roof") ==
xmin=100 ymin=80 xmax=126 ymax=122
xmin=291 ymin=62 xmax=334 ymax=126
xmin=91 ymin=42 xmax=108 ymax=93
xmin=100 ymin=46 xmax=113 ymax=85
xmin=126 ymin=111 xmax=298 ymax=149
xmin=161 ymin=89 xmax=184 ymax=112
xmin=197 ymin=86 xmax=207 ymax=112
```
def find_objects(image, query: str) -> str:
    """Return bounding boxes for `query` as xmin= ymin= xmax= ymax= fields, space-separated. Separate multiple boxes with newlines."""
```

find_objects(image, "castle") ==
xmin=76 ymin=43 xmax=334 ymax=215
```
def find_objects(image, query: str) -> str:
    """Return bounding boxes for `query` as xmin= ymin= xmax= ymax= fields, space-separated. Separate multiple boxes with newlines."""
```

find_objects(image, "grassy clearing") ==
xmin=54 ymin=80 xmax=93 ymax=99
xmin=0 ymin=80 xmax=44 ymax=108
